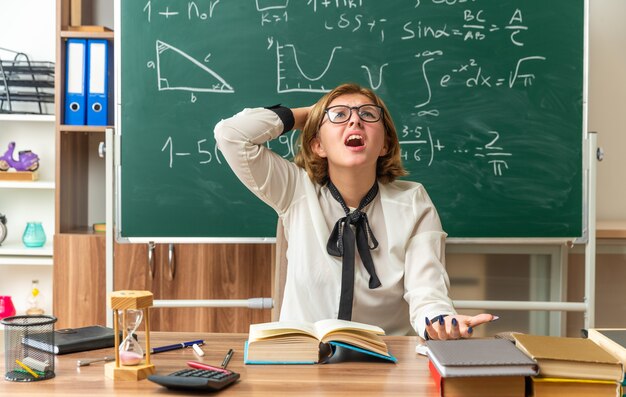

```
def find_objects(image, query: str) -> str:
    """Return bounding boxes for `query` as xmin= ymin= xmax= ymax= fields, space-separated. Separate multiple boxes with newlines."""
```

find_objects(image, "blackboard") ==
xmin=118 ymin=0 xmax=585 ymax=240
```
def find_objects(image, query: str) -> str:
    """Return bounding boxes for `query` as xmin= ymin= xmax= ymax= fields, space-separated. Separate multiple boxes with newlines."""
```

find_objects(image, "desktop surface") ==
xmin=0 ymin=332 xmax=437 ymax=396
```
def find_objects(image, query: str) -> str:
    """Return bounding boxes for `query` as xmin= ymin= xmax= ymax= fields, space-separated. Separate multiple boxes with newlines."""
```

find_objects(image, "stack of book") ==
xmin=587 ymin=328 xmax=626 ymax=397
xmin=513 ymin=333 xmax=624 ymax=397
xmin=426 ymin=338 xmax=537 ymax=397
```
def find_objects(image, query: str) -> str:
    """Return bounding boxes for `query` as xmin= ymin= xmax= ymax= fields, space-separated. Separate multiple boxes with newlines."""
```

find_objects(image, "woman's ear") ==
xmin=379 ymin=144 xmax=388 ymax=157
xmin=311 ymin=136 xmax=327 ymax=158
xmin=379 ymin=135 xmax=389 ymax=157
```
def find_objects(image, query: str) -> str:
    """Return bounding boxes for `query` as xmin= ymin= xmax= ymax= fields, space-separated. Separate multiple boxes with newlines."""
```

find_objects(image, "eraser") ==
xmin=192 ymin=343 xmax=205 ymax=357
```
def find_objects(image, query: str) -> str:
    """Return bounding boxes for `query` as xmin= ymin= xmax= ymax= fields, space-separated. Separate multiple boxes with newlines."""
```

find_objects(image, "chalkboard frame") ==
xmin=113 ymin=0 xmax=589 ymax=243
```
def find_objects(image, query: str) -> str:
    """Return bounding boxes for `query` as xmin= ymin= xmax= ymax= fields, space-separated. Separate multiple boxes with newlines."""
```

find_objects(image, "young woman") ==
xmin=214 ymin=83 xmax=495 ymax=339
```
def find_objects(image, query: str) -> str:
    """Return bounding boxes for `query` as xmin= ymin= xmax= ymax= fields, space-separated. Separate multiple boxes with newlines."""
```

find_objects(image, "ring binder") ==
xmin=86 ymin=39 xmax=111 ymax=126
xmin=64 ymin=39 xmax=87 ymax=125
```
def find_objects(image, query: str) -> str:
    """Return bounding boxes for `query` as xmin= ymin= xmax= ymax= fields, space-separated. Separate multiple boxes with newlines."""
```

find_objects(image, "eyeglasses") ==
xmin=324 ymin=104 xmax=383 ymax=124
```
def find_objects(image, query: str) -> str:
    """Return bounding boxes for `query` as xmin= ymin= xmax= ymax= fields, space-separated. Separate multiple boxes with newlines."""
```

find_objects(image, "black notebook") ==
xmin=22 ymin=325 xmax=116 ymax=355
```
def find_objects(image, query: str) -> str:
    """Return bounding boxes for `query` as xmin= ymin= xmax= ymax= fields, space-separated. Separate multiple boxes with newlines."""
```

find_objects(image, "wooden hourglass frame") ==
xmin=104 ymin=290 xmax=156 ymax=380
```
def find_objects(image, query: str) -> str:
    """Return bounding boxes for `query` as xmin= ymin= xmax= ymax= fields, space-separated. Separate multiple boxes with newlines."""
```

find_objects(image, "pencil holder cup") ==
xmin=1 ymin=315 xmax=57 ymax=382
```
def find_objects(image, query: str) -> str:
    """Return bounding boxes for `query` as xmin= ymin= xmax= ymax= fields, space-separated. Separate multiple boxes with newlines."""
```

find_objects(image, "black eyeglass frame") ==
xmin=323 ymin=104 xmax=384 ymax=124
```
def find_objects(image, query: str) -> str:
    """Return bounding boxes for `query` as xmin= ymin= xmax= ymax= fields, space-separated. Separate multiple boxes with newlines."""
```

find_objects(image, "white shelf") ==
xmin=0 ymin=180 xmax=55 ymax=189
xmin=0 ymin=114 xmax=55 ymax=122
xmin=0 ymin=256 xmax=53 ymax=266
xmin=0 ymin=241 xmax=53 ymax=266
xmin=0 ymin=241 xmax=53 ymax=256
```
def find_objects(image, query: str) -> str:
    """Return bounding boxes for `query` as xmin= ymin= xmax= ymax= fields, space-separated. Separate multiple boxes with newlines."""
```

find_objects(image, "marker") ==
xmin=151 ymin=339 xmax=204 ymax=354
xmin=221 ymin=349 xmax=234 ymax=369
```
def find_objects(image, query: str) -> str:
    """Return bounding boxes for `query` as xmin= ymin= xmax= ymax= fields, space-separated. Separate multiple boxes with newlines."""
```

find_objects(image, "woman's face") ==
xmin=312 ymin=93 xmax=388 ymax=177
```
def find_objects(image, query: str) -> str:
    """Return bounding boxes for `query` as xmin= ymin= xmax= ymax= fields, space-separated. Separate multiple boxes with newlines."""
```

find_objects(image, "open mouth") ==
xmin=345 ymin=134 xmax=364 ymax=147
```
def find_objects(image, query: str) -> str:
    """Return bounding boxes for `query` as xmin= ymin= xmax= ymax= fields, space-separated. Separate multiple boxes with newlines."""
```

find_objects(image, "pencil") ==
xmin=15 ymin=359 xmax=40 ymax=378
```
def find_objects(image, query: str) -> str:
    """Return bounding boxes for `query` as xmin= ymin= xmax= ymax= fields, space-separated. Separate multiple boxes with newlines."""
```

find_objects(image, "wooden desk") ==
xmin=0 ymin=332 xmax=437 ymax=396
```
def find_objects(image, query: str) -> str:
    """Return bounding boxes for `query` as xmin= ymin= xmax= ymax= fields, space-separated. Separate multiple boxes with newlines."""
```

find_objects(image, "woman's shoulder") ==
xmin=381 ymin=179 xmax=429 ymax=199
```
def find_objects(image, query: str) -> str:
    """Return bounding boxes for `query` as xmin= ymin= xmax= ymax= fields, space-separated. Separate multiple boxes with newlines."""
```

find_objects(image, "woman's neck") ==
xmin=328 ymin=169 xmax=377 ymax=208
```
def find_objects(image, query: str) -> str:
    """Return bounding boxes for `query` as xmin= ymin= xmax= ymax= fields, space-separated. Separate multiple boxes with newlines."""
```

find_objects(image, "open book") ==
xmin=244 ymin=319 xmax=397 ymax=364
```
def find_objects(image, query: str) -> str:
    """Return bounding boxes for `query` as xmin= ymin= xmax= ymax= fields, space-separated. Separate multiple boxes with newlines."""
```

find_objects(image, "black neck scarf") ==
xmin=326 ymin=180 xmax=382 ymax=321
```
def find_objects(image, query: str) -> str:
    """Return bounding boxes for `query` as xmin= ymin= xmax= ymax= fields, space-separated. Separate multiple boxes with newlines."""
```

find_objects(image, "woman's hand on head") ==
xmin=292 ymin=106 xmax=314 ymax=130
xmin=424 ymin=313 xmax=498 ymax=340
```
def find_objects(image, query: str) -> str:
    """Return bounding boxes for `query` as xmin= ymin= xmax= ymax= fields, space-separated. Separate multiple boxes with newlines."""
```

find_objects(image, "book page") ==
xmin=312 ymin=319 xmax=385 ymax=340
xmin=249 ymin=321 xmax=318 ymax=342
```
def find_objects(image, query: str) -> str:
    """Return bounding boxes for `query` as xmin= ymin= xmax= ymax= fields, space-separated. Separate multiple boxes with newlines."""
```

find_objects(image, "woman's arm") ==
xmin=214 ymin=107 xmax=305 ymax=214
xmin=403 ymin=185 xmax=497 ymax=340
xmin=292 ymin=106 xmax=312 ymax=131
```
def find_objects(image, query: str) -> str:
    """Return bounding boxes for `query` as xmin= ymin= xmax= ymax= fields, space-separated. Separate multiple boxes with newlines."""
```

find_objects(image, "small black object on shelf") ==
xmin=0 ymin=47 xmax=55 ymax=115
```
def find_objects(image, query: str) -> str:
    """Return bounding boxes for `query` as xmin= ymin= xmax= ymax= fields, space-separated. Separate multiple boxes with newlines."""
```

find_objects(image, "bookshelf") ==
xmin=52 ymin=0 xmax=110 ymax=329
xmin=0 ymin=1 xmax=56 ymax=317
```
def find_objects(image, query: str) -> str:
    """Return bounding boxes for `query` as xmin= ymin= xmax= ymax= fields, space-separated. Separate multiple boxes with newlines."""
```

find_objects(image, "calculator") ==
xmin=148 ymin=368 xmax=240 ymax=391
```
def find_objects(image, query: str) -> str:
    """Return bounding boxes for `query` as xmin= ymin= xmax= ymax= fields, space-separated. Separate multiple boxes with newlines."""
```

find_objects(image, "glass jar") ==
xmin=22 ymin=222 xmax=46 ymax=248
xmin=26 ymin=280 xmax=45 ymax=316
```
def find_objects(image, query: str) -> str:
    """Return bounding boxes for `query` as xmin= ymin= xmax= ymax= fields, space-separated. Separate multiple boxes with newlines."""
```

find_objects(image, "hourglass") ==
xmin=119 ymin=309 xmax=144 ymax=365
xmin=104 ymin=291 xmax=156 ymax=381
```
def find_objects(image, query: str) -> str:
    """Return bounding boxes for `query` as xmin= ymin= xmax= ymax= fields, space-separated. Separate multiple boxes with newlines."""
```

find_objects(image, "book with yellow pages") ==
xmin=512 ymin=333 xmax=624 ymax=382
xmin=587 ymin=329 xmax=626 ymax=367
xmin=243 ymin=319 xmax=397 ymax=364
xmin=530 ymin=377 xmax=622 ymax=397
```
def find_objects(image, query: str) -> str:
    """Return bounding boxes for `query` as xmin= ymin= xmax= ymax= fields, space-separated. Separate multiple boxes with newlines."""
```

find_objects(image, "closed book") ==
xmin=244 ymin=319 xmax=396 ymax=364
xmin=513 ymin=333 xmax=624 ymax=382
xmin=588 ymin=329 xmax=626 ymax=367
xmin=426 ymin=338 xmax=538 ymax=377
xmin=530 ymin=377 xmax=621 ymax=397
xmin=428 ymin=359 xmax=527 ymax=397
xmin=22 ymin=325 xmax=116 ymax=355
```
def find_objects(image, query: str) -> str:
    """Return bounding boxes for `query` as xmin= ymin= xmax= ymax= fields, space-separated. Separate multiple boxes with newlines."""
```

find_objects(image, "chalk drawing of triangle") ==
xmin=156 ymin=40 xmax=234 ymax=93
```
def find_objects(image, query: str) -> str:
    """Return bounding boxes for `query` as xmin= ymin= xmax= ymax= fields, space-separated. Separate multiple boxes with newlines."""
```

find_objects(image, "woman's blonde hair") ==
xmin=294 ymin=83 xmax=407 ymax=185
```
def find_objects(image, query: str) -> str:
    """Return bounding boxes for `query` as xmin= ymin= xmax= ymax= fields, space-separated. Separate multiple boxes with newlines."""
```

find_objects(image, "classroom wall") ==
xmin=590 ymin=0 xmax=626 ymax=221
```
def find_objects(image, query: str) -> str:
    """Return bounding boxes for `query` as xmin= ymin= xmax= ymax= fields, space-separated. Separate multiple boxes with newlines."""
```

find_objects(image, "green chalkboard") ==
xmin=118 ymin=0 xmax=585 ymax=240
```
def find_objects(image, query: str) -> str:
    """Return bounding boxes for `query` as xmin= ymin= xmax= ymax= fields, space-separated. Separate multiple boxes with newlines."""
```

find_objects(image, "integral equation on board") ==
xmin=137 ymin=0 xmax=553 ymax=177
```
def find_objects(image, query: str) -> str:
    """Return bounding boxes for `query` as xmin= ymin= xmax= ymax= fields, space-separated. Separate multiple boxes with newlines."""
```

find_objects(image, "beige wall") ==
xmin=590 ymin=0 xmax=626 ymax=221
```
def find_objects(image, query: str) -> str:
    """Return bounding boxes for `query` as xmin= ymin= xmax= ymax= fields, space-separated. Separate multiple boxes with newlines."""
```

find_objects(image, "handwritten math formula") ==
xmin=127 ymin=0 xmax=582 ymax=180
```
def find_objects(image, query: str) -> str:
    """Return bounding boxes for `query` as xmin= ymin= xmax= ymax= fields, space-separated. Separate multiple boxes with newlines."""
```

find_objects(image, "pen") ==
xmin=76 ymin=356 xmax=115 ymax=367
xmin=187 ymin=360 xmax=230 ymax=374
xmin=221 ymin=348 xmax=234 ymax=369
xmin=151 ymin=339 xmax=204 ymax=354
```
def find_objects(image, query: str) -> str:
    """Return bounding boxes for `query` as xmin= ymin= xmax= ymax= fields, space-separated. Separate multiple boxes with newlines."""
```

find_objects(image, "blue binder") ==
xmin=86 ymin=39 xmax=111 ymax=126
xmin=64 ymin=39 xmax=87 ymax=125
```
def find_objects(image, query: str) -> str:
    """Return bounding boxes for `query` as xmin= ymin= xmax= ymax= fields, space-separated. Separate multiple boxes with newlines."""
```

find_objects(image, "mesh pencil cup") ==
xmin=1 ymin=315 xmax=57 ymax=382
